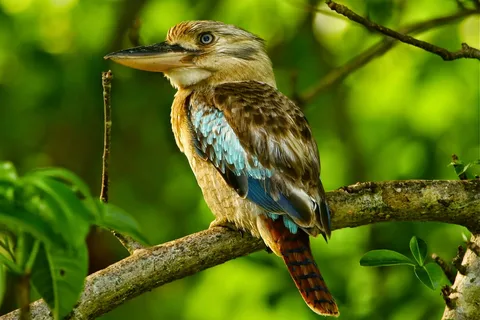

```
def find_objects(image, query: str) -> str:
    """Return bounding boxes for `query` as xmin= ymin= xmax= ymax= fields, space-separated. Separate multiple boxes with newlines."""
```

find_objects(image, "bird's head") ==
xmin=105 ymin=20 xmax=276 ymax=89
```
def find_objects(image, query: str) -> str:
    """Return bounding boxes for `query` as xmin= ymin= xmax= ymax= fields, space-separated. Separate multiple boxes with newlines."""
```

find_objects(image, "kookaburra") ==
xmin=105 ymin=20 xmax=339 ymax=316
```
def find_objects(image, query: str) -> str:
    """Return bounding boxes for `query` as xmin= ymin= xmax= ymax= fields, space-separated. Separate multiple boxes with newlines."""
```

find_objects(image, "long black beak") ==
xmin=104 ymin=42 xmax=196 ymax=72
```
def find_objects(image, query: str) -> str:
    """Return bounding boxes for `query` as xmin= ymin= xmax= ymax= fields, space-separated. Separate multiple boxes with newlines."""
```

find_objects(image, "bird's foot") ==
xmin=209 ymin=218 xmax=237 ymax=231
xmin=209 ymin=218 xmax=245 ymax=237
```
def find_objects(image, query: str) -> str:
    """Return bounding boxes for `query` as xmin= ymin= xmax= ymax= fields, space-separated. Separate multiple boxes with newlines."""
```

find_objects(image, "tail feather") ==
xmin=261 ymin=215 xmax=339 ymax=316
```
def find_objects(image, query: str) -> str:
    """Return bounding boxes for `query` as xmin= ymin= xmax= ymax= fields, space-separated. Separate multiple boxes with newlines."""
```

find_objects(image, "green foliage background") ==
xmin=0 ymin=0 xmax=479 ymax=319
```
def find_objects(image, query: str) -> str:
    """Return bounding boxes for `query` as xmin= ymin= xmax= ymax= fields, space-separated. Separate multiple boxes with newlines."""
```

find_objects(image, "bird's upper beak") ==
xmin=104 ymin=42 xmax=196 ymax=72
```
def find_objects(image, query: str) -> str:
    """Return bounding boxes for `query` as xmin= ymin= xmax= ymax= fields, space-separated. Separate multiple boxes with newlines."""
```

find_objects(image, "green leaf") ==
xmin=409 ymin=236 xmax=428 ymax=266
xmin=31 ymin=243 xmax=88 ymax=320
xmin=29 ymin=168 xmax=91 ymax=197
xmin=0 ymin=162 xmax=18 ymax=181
xmin=424 ymin=263 xmax=448 ymax=289
xmin=29 ymin=168 xmax=101 ymax=219
xmin=26 ymin=177 xmax=93 ymax=248
xmin=414 ymin=265 xmax=435 ymax=290
xmin=360 ymin=249 xmax=415 ymax=267
xmin=0 ymin=252 xmax=21 ymax=273
xmin=0 ymin=208 xmax=67 ymax=250
xmin=98 ymin=203 xmax=149 ymax=245
xmin=459 ymin=159 xmax=480 ymax=175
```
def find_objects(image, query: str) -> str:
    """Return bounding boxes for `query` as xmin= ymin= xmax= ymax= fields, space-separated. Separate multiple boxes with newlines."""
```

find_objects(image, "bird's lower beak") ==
xmin=104 ymin=42 xmax=196 ymax=72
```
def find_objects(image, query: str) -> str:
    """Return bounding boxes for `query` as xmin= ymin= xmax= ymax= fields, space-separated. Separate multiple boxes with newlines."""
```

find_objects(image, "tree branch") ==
xmin=326 ymin=1 xmax=480 ymax=61
xmin=2 ymin=179 xmax=479 ymax=319
xmin=299 ymin=3 xmax=480 ymax=105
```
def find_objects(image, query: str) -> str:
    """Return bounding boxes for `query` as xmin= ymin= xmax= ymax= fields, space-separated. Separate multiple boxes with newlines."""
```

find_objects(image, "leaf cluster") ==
xmin=0 ymin=162 xmax=146 ymax=319
xmin=360 ymin=236 xmax=450 ymax=290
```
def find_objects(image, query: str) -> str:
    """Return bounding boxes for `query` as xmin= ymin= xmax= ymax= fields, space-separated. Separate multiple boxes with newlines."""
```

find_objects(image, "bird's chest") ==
xmin=170 ymin=91 xmax=262 ymax=235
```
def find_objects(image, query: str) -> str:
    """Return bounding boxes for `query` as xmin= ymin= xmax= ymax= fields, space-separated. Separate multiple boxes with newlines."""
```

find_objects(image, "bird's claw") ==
xmin=209 ymin=218 xmax=237 ymax=231
xmin=209 ymin=218 xmax=248 ymax=237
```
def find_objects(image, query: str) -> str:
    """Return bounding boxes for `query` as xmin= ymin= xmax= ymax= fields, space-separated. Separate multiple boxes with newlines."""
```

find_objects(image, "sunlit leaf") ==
xmin=360 ymin=250 xmax=415 ymax=267
xmin=98 ymin=203 xmax=149 ymax=245
xmin=0 ymin=162 xmax=18 ymax=181
xmin=424 ymin=262 xmax=448 ymax=289
xmin=26 ymin=177 xmax=93 ymax=248
xmin=414 ymin=265 xmax=434 ymax=290
xmin=0 ymin=208 xmax=67 ymax=250
xmin=0 ymin=251 xmax=20 ymax=274
xmin=409 ymin=236 xmax=428 ymax=266
xmin=31 ymin=243 xmax=88 ymax=320
xmin=29 ymin=168 xmax=101 ymax=219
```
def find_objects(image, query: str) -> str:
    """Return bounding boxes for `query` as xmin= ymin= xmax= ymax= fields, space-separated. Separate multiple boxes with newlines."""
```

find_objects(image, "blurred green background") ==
xmin=0 ymin=0 xmax=479 ymax=319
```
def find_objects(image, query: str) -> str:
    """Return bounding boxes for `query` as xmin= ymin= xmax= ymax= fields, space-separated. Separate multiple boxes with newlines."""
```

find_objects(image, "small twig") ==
xmin=451 ymin=154 xmax=469 ymax=180
xmin=441 ymin=285 xmax=457 ymax=309
xmin=466 ymin=240 xmax=480 ymax=256
xmin=452 ymin=245 xmax=467 ymax=275
xmin=326 ymin=1 xmax=480 ymax=61
xmin=112 ymin=231 xmax=144 ymax=254
xmin=432 ymin=253 xmax=456 ymax=283
xmin=299 ymin=7 xmax=479 ymax=105
xmin=101 ymin=71 xmax=144 ymax=255
xmin=101 ymin=71 xmax=113 ymax=204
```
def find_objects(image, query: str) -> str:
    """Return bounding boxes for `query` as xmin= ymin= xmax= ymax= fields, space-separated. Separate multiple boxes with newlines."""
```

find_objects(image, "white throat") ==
xmin=166 ymin=67 xmax=212 ymax=89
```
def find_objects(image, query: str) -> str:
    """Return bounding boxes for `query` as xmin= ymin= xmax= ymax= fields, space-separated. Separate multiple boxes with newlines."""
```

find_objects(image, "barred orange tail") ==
xmin=263 ymin=217 xmax=339 ymax=316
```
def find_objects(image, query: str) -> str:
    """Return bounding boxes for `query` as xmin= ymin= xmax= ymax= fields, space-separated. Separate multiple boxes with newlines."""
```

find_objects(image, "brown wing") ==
xmin=213 ymin=81 xmax=320 ymax=187
xmin=192 ymin=81 xmax=330 ymax=237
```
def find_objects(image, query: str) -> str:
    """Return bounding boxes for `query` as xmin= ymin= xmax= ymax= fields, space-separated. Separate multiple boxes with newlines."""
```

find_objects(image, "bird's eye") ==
xmin=199 ymin=33 xmax=214 ymax=45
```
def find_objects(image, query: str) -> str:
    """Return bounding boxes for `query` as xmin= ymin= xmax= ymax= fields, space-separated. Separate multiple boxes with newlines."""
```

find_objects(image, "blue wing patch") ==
xmin=190 ymin=105 xmax=272 ymax=179
xmin=189 ymin=103 xmax=302 ymax=233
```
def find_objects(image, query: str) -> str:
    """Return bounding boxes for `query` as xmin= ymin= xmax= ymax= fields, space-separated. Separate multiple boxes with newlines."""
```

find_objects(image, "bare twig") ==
xmin=432 ymin=253 xmax=456 ymax=283
xmin=2 ymin=179 xmax=480 ymax=320
xmin=441 ymin=285 xmax=456 ymax=309
xmin=326 ymin=1 xmax=480 ymax=61
xmin=101 ymin=71 xmax=112 ymax=204
xmin=451 ymin=154 xmax=470 ymax=180
xmin=453 ymin=245 xmax=467 ymax=275
xmin=101 ymin=71 xmax=144 ymax=255
xmin=299 ymin=4 xmax=480 ymax=104
xmin=467 ymin=240 xmax=480 ymax=256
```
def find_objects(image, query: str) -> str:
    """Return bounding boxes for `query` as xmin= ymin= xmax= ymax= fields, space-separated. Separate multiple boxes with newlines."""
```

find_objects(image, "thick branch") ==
xmin=299 ymin=4 xmax=480 ymax=104
xmin=2 ymin=179 xmax=479 ymax=319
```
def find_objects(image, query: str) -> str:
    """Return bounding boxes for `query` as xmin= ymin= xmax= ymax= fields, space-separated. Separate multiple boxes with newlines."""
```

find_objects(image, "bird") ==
xmin=105 ymin=20 xmax=339 ymax=316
